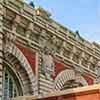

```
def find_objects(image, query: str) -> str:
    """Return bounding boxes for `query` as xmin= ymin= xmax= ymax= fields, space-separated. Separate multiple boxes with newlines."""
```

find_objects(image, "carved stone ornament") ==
xmin=41 ymin=46 xmax=55 ymax=80
xmin=4 ymin=32 xmax=16 ymax=43
xmin=4 ymin=32 xmax=16 ymax=53
xmin=95 ymin=61 xmax=100 ymax=77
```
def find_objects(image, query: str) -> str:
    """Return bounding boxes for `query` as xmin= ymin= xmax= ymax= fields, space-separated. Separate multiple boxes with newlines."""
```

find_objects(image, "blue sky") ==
xmin=24 ymin=0 xmax=100 ymax=43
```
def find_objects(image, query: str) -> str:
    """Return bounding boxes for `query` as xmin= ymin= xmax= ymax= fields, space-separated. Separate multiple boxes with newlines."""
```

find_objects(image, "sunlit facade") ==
xmin=0 ymin=0 xmax=100 ymax=100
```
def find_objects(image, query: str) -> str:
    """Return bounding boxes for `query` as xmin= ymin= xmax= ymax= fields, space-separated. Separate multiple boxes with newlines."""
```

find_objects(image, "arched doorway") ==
xmin=3 ymin=61 xmax=23 ymax=99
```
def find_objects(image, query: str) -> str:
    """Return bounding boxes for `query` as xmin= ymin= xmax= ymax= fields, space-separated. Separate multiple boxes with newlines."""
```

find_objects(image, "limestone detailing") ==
xmin=55 ymin=69 xmax=75 ymax=90
xmin=55 ymin=69 xmax=88 ymax=90
xmin=3 ymin=0 xmax=100 ymax=78
xmin=4 ymin=54 xmax=35 ymax=95
xmin=41 ymin=47 xmax=55 ymax=79
xmin=1 ymin=0 xmax=100 ymax=98
xmin=0 ymin=0 xmax=3 ymax=99
xmin=4 ymin=41 xmax=37 ymax=95
xmin=37 ymin=51 xmax=54 ymax=95
xmin=75 ymin=73 xmax=88 ymax=86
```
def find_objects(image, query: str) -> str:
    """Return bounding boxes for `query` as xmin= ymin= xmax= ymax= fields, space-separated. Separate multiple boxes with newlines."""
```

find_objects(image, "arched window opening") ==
xmin=3 ymin=63 xmax=23 ymax=99
xmin=61 ymin=80 xmax=83 ymax=90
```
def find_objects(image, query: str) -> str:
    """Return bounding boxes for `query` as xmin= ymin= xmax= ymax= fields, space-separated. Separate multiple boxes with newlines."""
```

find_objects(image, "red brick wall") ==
xmin=83 ymin=75 xmax=93 ymax=85
xmin=16 ymin=44 xmax=36 ymax=74
xmin=53 ymin=62 xmax=65 ymax=79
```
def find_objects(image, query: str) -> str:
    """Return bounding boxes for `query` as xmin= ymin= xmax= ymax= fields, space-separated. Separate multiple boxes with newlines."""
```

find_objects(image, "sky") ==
xmin=24 ymin=0 xmax=100 ymax=43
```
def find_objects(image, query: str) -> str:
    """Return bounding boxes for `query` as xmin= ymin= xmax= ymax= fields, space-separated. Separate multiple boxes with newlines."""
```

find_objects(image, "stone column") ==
xmin=25 ymin=22 xmax=34 ymax=38
xmin=38 ymin=48 xmax=55 ymax=96
xmin=70 ymin=47 xmax=76 ymax=60
xmin=94 ymin=61 xmax=100 ymax=84
xmin=96 ymin=61 xmax=100 ymax=77
xmin=79 ymin=52 xmax=85 ymax=65
xmin=60 ymin=41 xmax=66 ymax=56
xmin=88 ymin=56 xmax=93 ymax=69
xmin=0 ymin=0 xmax=4 ymax=99
xmin=12 ymin=15 xmax=20 ymax=32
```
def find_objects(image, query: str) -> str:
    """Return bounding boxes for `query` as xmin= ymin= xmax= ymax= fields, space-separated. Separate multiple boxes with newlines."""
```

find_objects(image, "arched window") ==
xmin=3 ymin=63 xmax=23 ymax=99
xmin=61 ymin=80 xmax=83 ymax=90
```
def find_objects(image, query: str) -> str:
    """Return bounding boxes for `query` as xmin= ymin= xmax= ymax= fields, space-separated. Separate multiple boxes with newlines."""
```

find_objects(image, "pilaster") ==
xmin=0 ymin=0 xmax=4 ymax=99
xmin=38 ymin=50 xmax=54 ymax=96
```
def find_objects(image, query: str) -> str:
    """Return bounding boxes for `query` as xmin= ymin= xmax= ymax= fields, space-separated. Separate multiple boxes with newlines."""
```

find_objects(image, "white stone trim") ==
xmin=75 ymin=73 xmax=88 ymax=86
xmin=4 ymin=43 xmax=37 ymax=95
xmin=55 ymin=69 xmax=88 ymax=90
xmin=3 ymin=60 xmax=24 ymax=95
xmin=55 ymin=69 xmax=75 ymax=90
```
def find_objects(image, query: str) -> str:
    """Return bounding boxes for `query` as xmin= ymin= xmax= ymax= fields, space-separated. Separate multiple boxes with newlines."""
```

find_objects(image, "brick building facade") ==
xmin=0 ymin=0 xmax=100 ymax=99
